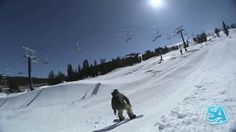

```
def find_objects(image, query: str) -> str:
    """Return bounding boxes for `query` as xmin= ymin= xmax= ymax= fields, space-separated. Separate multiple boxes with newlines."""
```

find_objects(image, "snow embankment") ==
xmin=152 ymin=30 xmax=236 ymax=132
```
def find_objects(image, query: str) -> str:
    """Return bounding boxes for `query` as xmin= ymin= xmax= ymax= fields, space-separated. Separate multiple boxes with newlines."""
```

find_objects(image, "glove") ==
xmin=113 ymin=110 xmax=117 ymax=115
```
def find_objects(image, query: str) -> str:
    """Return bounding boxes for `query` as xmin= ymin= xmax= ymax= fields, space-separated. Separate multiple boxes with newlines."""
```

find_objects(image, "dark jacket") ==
xmin=111 ymin=90 xmax=131 ymax=110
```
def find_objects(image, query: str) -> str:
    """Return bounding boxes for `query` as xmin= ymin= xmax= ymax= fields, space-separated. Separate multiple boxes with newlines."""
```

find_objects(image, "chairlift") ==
xmin=152 ymin=30 xmax=162 ymax=42
xmin=125 ymin=30 xmax=132 ymax=42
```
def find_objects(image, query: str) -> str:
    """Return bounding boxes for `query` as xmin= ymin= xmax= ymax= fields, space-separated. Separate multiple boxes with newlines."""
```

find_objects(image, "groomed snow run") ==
xmin=0 ymin=30 xmax=236 ymax=132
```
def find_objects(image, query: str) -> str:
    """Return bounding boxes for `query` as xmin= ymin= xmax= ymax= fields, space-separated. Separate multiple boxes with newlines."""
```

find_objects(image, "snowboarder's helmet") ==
xmin=113 ymin=89 xmax=118 ymax=93
xmin=111 ymin=89 xmax=119 ymax=96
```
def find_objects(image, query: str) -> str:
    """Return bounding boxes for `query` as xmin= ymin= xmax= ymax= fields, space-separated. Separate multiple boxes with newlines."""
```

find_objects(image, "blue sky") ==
xmin=0 ymin=0 xmax=236 ymax=78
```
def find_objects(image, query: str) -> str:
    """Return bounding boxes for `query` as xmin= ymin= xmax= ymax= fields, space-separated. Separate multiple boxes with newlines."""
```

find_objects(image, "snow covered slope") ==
xmin=0 ymin=30 xmax=236 ymax=132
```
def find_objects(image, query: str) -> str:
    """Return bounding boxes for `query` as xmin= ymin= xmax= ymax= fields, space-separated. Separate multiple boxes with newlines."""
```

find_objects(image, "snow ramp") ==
xmin=0 ymin=82 xmax=105 ymax=110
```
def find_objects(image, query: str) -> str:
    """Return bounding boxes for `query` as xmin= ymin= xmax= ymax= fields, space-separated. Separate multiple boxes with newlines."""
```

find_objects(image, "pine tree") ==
xmin=193 ymin=32 xmax=207 ymax=44
xmin=230 ymin=24 xmax=236 ymax=29
xmin=99 ymin=59 xmax=107 ymax=75
xmin=48 ymin=70 xmax=55 ymax=85
xmin=93 ymin=60 xmax=98 ymax=76
xmin=67 ymin=64 xmax=75 ymax=81
xmin=222 ymin=21 xmax=229 ymax=36
xmin=214 ymin=28 xmax=220 ymax=37
xmin=57 ymin=71 xmax=66 ymax=83
xmin=83 ymin=60 xmax=89 ymax=69
xmin=82 ymin=60 xmax=89 ymax=78
xmin=77 ymin=65 xmax=82 ymax=79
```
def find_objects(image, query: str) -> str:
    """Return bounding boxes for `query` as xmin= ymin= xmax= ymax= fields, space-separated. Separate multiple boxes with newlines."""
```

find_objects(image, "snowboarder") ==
xmin=111 ymin=89 xmax=136 ymax=121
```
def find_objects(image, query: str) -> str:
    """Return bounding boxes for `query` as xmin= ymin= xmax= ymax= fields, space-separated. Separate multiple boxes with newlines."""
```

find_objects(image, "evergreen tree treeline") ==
xmin=47 ymin=71 xmax=66 ymax=85
xmin=47 ymin=45 xmax=180 ymax=85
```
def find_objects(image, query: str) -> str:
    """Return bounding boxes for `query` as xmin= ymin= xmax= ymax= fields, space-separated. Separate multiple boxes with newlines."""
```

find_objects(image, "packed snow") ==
xmin=0 ymin=30 xmax=236 ymax=132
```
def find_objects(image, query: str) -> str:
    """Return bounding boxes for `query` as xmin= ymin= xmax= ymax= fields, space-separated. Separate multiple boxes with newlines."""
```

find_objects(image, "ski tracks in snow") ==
xmin=154 ymin=78 xmax=236 ymax=132
xmin=152 ymin=37 xmax=236 ymax=132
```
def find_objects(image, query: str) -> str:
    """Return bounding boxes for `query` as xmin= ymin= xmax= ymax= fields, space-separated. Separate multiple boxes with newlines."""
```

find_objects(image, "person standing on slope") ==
xmin=111 ymin=89 xmax=136 ymax=121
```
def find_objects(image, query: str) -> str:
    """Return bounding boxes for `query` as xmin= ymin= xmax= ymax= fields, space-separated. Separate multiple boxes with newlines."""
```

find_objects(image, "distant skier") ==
xmin=111 ymin=89 xmax=136 ymax=121
xmin=180 ymin=49 xmax=183 ymax=55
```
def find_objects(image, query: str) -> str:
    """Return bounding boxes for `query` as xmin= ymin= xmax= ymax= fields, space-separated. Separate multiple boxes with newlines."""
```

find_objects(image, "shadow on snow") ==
xmin=93 ymin=115 xmax=143 ymax=132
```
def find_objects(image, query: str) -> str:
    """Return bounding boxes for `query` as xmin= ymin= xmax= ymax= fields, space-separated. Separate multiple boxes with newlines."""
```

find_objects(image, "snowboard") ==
xmin=113 ymin=114 xmax=143 ymax=122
